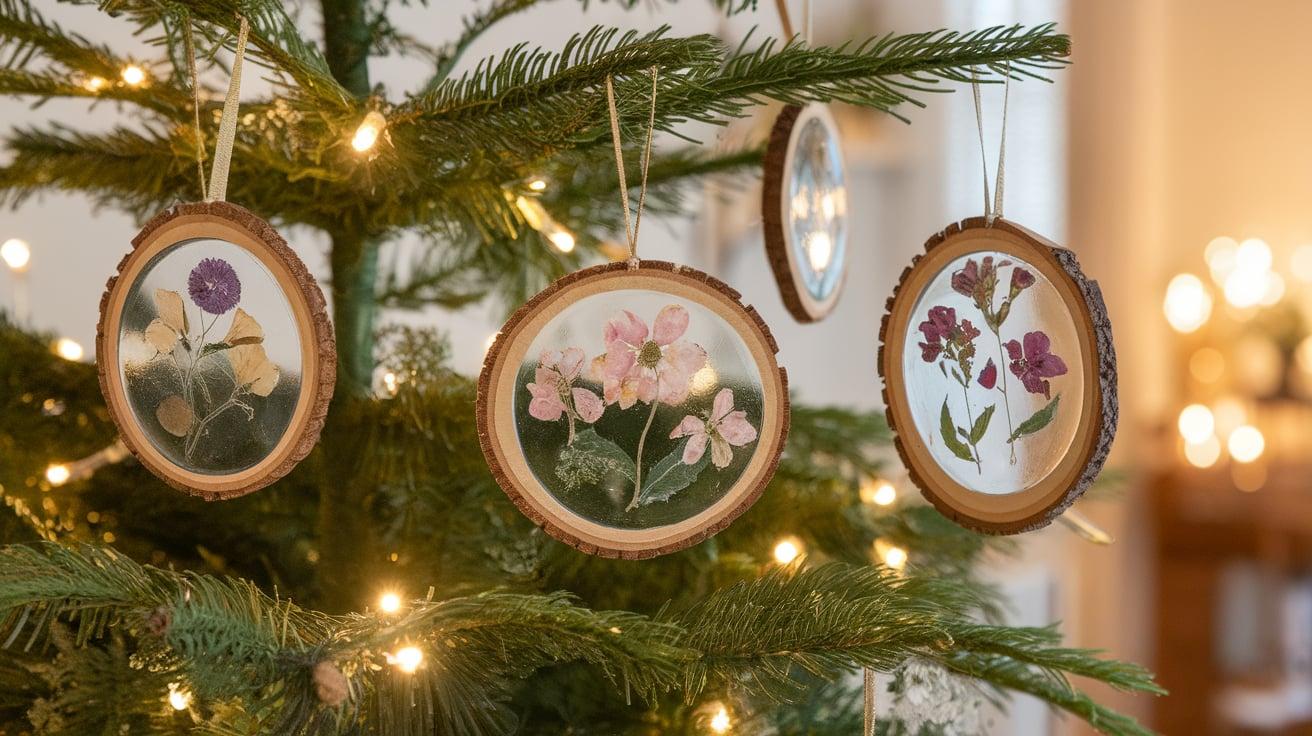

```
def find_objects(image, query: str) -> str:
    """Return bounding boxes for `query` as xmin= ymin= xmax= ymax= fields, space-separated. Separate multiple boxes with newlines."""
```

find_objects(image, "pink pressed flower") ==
xmin=1005 ymin=331 xmax=1068 ymax=399
xmin=951 ymin=256 xmax=1012 ymax=304
xmin=599 ymin=305 xmax=707 ymax=408
xmin=1010 ymin=267 xmax=1036 ymax=293
xmin=917 ymin=306 xmax=980 ymax=365
xmin=526 ymin=347 xmax=604 ymax=423
xmin=978 ymin=358 xmax=997 ymax=389
xmin=669 ymin=388 xmax=758 ymax=468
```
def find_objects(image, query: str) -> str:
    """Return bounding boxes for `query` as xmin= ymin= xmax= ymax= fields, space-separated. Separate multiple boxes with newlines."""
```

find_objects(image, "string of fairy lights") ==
xmin=0 ymin=59 xmax=924 ymax=731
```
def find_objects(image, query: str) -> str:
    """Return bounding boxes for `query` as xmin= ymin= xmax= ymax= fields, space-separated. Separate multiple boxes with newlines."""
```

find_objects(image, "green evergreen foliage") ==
xmin=0 ymin=1 xmax=1162 ymax=733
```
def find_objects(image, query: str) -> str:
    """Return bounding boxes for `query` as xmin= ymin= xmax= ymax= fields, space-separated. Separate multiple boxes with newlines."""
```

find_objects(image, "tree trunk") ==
xmin=317 ymin=0 xmax=380 ymax=612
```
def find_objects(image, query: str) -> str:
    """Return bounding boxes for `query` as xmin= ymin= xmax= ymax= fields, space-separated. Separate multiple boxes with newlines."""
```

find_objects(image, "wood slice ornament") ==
xmin=877 ymin=218 xmax=1116 ymax=534
xmin=478 ymin=261 xmax=789 ymax=558
xmin=761 ymin=102 xmax=848 ymax=322
xmin=97 ymin=201 xmax=335 ymax=499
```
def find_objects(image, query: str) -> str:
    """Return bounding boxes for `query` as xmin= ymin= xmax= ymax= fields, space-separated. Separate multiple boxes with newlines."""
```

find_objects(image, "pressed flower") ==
xmin=222 ymin=308 xmax=264 ymax=346
xmin=1005 ymin=331 xmax=1068 ymax=399
xmin=188 ymin=258 xmax=241 ymax=315
xmin=978 ymin=359 xmax=997 ymax=390
xmin=950 ymin=256 xmax=1010 ymax=308
xmin=155 ymin=395 xmax=193 ymax=437
xmin=228 ymin=343 xmax=280 ymax=396
xmin=669 ymin=388 xmax=758 ymax=468
xmin=1010 ymin=267 xmax=1035 ymax=294
xmin=599 ymin=305 xmax=707 ymax=408
xmin=916 ymin=306 xmax=979 ymax=366
xmin=526 ymin=347 xmax=603 ymax=424
xmin=144 ymin=289 xmax=187 ymax=353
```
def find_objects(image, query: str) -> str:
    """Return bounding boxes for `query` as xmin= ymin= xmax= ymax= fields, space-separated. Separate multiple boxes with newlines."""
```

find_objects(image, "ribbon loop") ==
xmin=605 ymin=67 xmax=659 ymax=265
xmin=205 ymin=16 xmax=249 ymax=203
xmin=970 ymin=62 xmax=1010 ymax=226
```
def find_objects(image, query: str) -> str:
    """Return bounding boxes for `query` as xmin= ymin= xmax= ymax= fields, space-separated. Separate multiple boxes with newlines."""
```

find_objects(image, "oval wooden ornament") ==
xmin=762 ymin=102 xmax=849 ymax=323
xmin=478 ymin=261 xmax=789 ymax=558
xmin=97 ymin=201 xmax=335 ymax=500
xmin=878 ymin=218 xmax=1116 ymax=534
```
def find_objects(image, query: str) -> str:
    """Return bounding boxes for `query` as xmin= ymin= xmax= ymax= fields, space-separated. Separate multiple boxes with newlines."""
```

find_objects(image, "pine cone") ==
xmin=312 ymin=660 xmax=349 ymax=707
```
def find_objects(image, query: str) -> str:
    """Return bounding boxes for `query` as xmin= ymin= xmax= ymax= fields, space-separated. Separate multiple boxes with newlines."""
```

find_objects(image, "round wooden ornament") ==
xmin=96 ymin=201 xmax=335 ymax=500
xmin=761 ymin=102 xmax=848 ymax=323
xmin=878 ymin=218 xmax=1116 ymax=534
xmin=477 ymin=261 xmax=790 ymax=558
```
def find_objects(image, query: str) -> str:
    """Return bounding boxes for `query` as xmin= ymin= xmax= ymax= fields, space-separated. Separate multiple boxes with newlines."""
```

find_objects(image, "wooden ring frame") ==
xmin=96 ymin=201 xmax=335 ymax=500
xmin=477 ymin=261 xmax=790 ymax=559
xmin=878 ymin=218 xmax=1117 ymax=534
xmin=762 ymin=102 xmax=848 ymax=323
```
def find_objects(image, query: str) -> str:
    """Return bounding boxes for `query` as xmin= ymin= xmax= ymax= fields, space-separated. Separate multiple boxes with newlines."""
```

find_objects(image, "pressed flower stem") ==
xmin=627 ymin=400 xmax=660 ymax=511
xmin=992 ymin=330 xmax=1018 ymax=464
xmin=184 ymin=391 xmax=245 ymax=462
xmin=958 ymin=381 xmax=982 ymax=474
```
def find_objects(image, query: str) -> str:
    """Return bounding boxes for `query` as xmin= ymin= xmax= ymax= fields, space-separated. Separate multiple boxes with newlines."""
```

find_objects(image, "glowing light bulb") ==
xmin=1 ymin=238 xmax=30 ymax=271
xmin=1162 ymin=274 xmax=1211 ymax=332
xmin=1228 ymin=425 xmax=1265 ymax=463
xmin=1205 ymin=236 xmax=1239 ymax=282
xmin=859 ymin=479 xmax=896 ymax=506
xmin=709 ymin=705 xmax=732 ymax=734
xmin=1177 ymin=404 xmax=1215 ymax=444
xmin=1224 ymin=269 xmax=1266 ymax=308
xmin=83 ymin=76 xmax=107 ymax=93
xmin=351 ymin=111 xmax=386 ymax=153
xmin=54 ymin=338 xmax=84 ymax=361
xmin=805 ymin=231 xmax=833 ymax=272
xmin=1184 ymin=435 xmax=1221 ymax=469
xmin=547 ymin=228 xmax=575 ymax=253
xmin=120 ymin=64 xmax=146 ymax=87
xmin=167 ymin=683 xmax=192 ymax=710
xmin=390 ymin=646 xmax=423 ymax=673
xmin=45 ymin=464 xmax=70 ymax=486
xmin=882 ymin=545 xmax=908 ymax=570
xmin=528 ymin=178 xmax=548 ymax=192
xmin=379 ymin=592 xmax=401 ymax=614
xmin=1236 ymin=238 xmax=1272 ymax=272
xmin=772 ymin=538 xmax=802 ymax=565
xmin=382 ymin=371 xmax=399 ymax=396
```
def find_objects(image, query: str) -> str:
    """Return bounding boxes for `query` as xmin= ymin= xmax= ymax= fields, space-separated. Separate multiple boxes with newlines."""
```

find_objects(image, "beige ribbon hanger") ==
xmin=971 ymin=61 xmax=1010 ymax=226
xmin=604 ymin=67 xmax=658 ymax=268
xmin=183 ymin=15 xmax=249 ymax=203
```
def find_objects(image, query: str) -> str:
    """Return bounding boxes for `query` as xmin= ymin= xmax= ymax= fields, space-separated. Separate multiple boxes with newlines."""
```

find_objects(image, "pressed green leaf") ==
xmin=1009 ymin=395 xmax=1061 ymax=443
xmin=638 ymin=447 xmax=709 ymax=506
xmin=198 ymin=342 xmax=233 ymax=358
xmin=939 ymin=399 xmax=975 ymax=463
xmin=970 ymin=404 xmax=995 ymax=444
xmin=572 ymin=428 xmax=636 ymax=482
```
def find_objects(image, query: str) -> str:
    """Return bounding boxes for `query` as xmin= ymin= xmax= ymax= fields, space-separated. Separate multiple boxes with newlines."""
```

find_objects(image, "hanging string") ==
xmin=862 ymin=668 xmax=876 ymax=736
xmin=604 ymin=67 xmax=658 ymax=268
xmin=970 ymin=61 xmax=1010 ymax=226
xmin=803 ymin=0 xmax=812 ymax=45
xmin=773 ymin=0 xmax=794 ymax=40
xmin=206 ymin=16 xmax=250 ymax=203
xmin=182 ymin=21 xmax=207 ymax=201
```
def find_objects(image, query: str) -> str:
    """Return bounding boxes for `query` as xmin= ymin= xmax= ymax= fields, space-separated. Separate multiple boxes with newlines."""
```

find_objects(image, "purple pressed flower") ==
xmin=188 ymin=258 xmax=241 ymax=315
xmin=950 ymin=259 xmax=980 ymax=299
xmin=916 ymin=306 xmax=982 ymax=366
xmin=919 ymin=305 xmax=956 ymax=343
xmin=1005 ymin=331 xmax=1068 ymax=399
xmin=978 ymin=358 xmax=997 ymax=389
xmin=1010 ymin=267 xmax=1036 ymax=294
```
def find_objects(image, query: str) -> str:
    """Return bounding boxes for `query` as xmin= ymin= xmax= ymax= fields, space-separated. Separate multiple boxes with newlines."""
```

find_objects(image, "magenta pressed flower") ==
xmin=1010 ymin=267 xmax=1035 ymax=294
xmin=1005 ymin=331 xmax=1068 ymax=399
xmin=951 ymin=256 xmax=1011 ymax=306
xmin=188 ymin=258 xmax=241 ymax=315
xmin=978 ymin=358 xmax=997 ymax=390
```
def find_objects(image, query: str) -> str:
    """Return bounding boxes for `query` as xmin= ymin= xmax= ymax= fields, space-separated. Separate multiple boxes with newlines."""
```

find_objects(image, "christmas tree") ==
xmin=0 ymin=1 xmax=1163 ymax=733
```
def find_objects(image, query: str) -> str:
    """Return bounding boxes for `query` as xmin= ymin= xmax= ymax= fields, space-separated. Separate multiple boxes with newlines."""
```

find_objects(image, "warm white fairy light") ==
xmin=883 ymin=545 xmax=908 ymax=570
xmin=351 ymin=111 xmax=387 ymax=153
xmin=389 ymin=645 xmax=423 ymax=673
xmin=1228 ymin=425 xmax=1265 ymax=463
xmin=54 ymin=338 xmax=84 ymax=361
xmin=83 ymin=75 xmax=108 ymax=93
xmin=514 ymin=196 xmax=577 ymax=253
xmin=528 ymin=178 xmax=548 ymax=192
xmin=1236 ymin=238 xmax=1273 ymax=272
xmin=1184 ymin=435 xmax=1221 ymax=469
xmin=547 ymin=229 xmax=576 ymax=253
xmin=120 ymin=64 xmax=146 ymax=87
xmin=1162 ymin=274 xmax=1211 ymax=333
xmin=772 ymin=537 xmax=802 ymax=565
xmin=804 ymin=231 xmax=833 ymax=272
xmin=45 ymin=464 xmax=70 ymax=486
xmin=1177 ymin=404 xmax=1215 ymax=444
xmin=382 ymin=371 xmax=399 ymax=396
xmin=859 ymin=479 xmax=896 ymax=506
xmin=709 ymin=704 xmax=732 ymax=734
xmin=379 ymin=592 xmax=402 ymax=614
xmin=1205 ymin=236 xmax=1238 ymax=281
xmin=167 ymin=683 xmax=192 ymax=710
xmin=1 ymin=238 xmax=31 ymax=271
